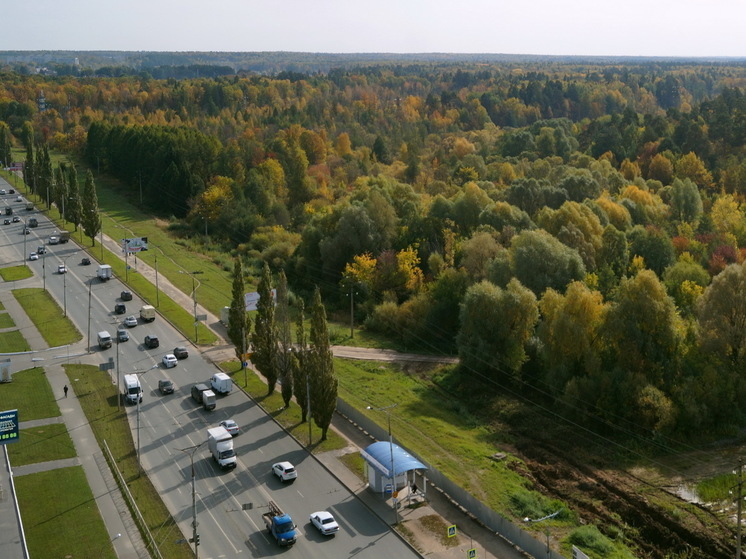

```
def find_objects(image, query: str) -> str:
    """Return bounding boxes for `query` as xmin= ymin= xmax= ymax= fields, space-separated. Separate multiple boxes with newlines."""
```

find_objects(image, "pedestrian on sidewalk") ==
xmin=64 ymin=385 xmax=68 ymax=398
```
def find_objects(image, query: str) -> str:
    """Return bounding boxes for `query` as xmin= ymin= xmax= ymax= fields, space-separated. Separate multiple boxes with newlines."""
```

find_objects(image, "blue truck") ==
xmin=262 ymin=501 xmax=297 ymax=546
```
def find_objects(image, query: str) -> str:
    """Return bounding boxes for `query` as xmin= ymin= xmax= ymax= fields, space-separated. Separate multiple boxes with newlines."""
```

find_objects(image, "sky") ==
xmin=2 ymin=0 xmax=744 ymax=58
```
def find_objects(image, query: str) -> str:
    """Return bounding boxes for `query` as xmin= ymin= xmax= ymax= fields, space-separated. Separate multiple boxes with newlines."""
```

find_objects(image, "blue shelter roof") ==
xmin=360 ymin=441 xmax=427 ymax=478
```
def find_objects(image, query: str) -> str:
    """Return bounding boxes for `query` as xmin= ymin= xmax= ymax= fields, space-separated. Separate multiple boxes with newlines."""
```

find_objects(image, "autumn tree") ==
xmin=250 ymin=263 xmax=279 ymax=395
xmin=308 ymin=287 xmax=337 ymax=441
xmin=647 ymin=153 xmax=674 ymax=184
xmin=81 ymin=170 xmax=102 ymax=245
xmin=510 ymin=229 xmax=586 ymax=296
xmin=668 ymin=177 xmax=703 ymax=225
xmin=697 ymin=262 xmax=746 ymax=366
xmin=676 ymin=152 xmax=713 ymax=190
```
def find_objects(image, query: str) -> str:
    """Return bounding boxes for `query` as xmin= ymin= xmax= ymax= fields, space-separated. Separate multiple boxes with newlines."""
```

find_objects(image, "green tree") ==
xmin=308 ymin=287 xmax=337 ymax=441
xmin=227 ymin=257 xmax=252 ymax=375
xmin=510 ymin=229 xmax=586 ymax=296
xmin=23 ymin=142 xmax=34 ymax=193
xmin=276 ymin=270 xmax=294 ymax=408
xmin=292 ymin=299 xmax=310 ymax=423
xmin=66 ymin=164 xmax=82 ymax=230
xmin=81 ymin=170 xmax=102 ymax=245
xmin=250 ymin=263 xmax=279 ymax=395
xmin=457 ymin=279 xmax=538 ymax=377
xmin=0 ymin=123 xmax=12 ymax=168
xmin=697 ymin=262 xmax=746 ymax=366
xmin=669 ymin=178 xmax=703 ymax=224
xmin=662 ymin=254 xmax=709 ymax=313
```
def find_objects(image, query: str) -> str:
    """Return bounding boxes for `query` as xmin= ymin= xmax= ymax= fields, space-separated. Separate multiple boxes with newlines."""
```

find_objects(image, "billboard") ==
xmin=0 ymin=409 xmax=19 ymax=444
xmin=122 ymin=237 xmax=149 ymax=253
xmin=244 ymin=289 xmax=276 ymax=311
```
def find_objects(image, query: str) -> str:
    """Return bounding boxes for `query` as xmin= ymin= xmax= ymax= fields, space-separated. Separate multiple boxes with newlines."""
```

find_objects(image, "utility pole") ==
xmin=349 ymin=283 xmax=354 ymax=339
xmin=155 ymin=254 xmax=160 ymax=307
xmin=178 ymin=443 xmax=205 ymax=559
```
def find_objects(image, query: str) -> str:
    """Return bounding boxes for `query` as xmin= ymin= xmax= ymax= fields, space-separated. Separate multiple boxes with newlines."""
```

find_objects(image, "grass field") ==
xmin=0 ymin=311 xmax=15 ymax=328
xmin=0 ymin=329 xmax=30 ymax=353
xmin=0 ymin=264 xmax=33 ymax=281
xmin=65 ymin=363 xmax=192 ymax=559
xmin=8 ymin=422 xmax=77 ymax=466
xmin=0 ymin=368 xmax=60 ymax=420
xmin=13 ymin=287 xmax=82 ymax=347
xmin=15 ymin=467 xmax=117 ymax=559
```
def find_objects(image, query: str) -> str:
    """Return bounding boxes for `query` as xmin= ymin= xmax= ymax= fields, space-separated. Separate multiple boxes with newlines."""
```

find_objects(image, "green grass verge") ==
xmin=0 ymin=311 xmax=15 ymax=328
xmin=0 ymin=329 xmax=30 ymax=353
xmin=338 ymin=451 xmax=366 ymax=480
xmin=8 ymin=422 xmax=77 ymax=466
xmin=0 ymin=299 xmax=6 ymax=310
xmin=65 ymin=363 xmax=192 ymax=559
xmin=15 ymin=467 xmax=117 ymax=559
xmin=0 ymin=367 xmax=60 ymax=420
xmin=0 ymin=264 xmax=33 ymax=281
xmin=12 ymin=287 xmax=82 ymax=347
xmin=219 ymin=360 xmax=348 ymax=452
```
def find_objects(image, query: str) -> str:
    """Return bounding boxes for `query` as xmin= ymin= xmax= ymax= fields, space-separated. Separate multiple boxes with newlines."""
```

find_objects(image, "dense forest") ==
xmin=4 ymin=60 xmax=746 ymax=446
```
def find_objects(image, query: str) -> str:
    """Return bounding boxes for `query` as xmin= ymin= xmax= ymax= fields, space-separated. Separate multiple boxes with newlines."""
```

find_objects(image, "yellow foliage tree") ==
xmin=343 ymin=253 xmax=377 ymax=290
xmin=190 ymin=175 xmax=234 ymax=222
xmin=676 ymin=152 xmax=714 ymax=190
xmin=711 ymin=194 xmax=743 ymax=235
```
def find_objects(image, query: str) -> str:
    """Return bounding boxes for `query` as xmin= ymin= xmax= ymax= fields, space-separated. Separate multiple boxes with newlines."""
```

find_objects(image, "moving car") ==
xmin=81 ymin=257 xmax=91 ymax=265
xmin=144 ymin=335 xmax=159 ymax=349
xmin=22 ymin=227 xmax=30 ymax=235
xmin=117 ymin=328 xmax=129 ymax=342
xmin=12 ymin=215 xmax=20 ymax=223
xmin=123 ymin=315 xmax=138 ymax=328
xmin=309 ymin=511 xmax=340 ymax=536
xmin=114 ymin=302 xmax=126 ymax=315
xmin=158 ymin=379 xmax=174 ymax=395
xmin=162 ymin=354 xmax=177 ymax=368
xmin=2 ymin=219 xmax=9 ymax=225
xmin=28 ymin=252 xmax=38 ymax=261
xmin=173 ymin=346 xmax=189 ymax=359
xmin=16 ymin=195 xmax=21 ymax=202
xmin=37 ymin=246 xmax=46 ymax=254
xmin=57 ymin=264 xmax=67 ymax=274
xmin=121 ymin=290 xmax=133 ymax=301
xmin=272 ymin=461 xmax=298 ymax=482
xmin=0 ymin=189 xmax=5 ymax=195
xmin=48 ymin=233 xmax=58 ymax=243
xmin=219 ymin=419 xmax=239 ymax=436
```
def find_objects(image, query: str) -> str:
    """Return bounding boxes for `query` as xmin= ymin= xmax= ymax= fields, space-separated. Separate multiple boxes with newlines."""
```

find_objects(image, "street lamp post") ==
xmin=135 ymin=364 xmax=158 ymax=475
xmin=180 ymin=270 xmax=203 ymax=343
xmin=523 ymin=509 xmax=562 ymax=559
xmin=367 ymin=403 xmax=400 ymax=525
xmin=62 ymin=252 xmax=78 ymax=317
xmin=178 ymin=443 xmax=206 ymax=559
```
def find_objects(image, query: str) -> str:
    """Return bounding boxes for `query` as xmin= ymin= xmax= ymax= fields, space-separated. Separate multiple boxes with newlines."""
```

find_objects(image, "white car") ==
xmin=57 ymin=264 xmax=67 ymax=274
xmin=219 ymin=419 xmax=240 ymax=436
xmin=162 ymin=354 xmax=178 ymax=368
xmin=310 ymin=511 xmax=339 ymax=536
xmin=123 ymin=315 xmax=138 ymax=328
xmin=16 ymin=195 xmax=22 ymax=202
xmin=272 ymin=461 xmax=298 ymax=482
xmin=28 ymin=252 xmax=38 ymax=261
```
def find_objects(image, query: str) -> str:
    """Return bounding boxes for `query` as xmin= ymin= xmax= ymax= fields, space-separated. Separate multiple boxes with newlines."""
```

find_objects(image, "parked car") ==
xmin=173 ymin=346 xmax=189 ymax=360
xmin=219 ymin=419 xmax=240 ymax=436
xmin=120 ymin=290 xmax=133 ymax=301
xmin=309 ymin=511 xmax=339 ymax=536
xmin=57 ymin=264 xmax=67 ymax=274
xmin=28 ymin=252 xmax=38 ymax=261
xmin=81 ymin=257 xmax=91 ymax=265
xmin=162 ymin=354 xmax=177 ymax=368
xmin=123 ymin=315 xmax=138 ymax=328
xmin=272 ymin=461 xmax=298 ymax=482
xmin=117 ymin=328 xmax=130 ymax=342
xmin=158 ymin=379 xmax=174 ymax=395
xmin=144 ymin=335 xmax=159 ymax=349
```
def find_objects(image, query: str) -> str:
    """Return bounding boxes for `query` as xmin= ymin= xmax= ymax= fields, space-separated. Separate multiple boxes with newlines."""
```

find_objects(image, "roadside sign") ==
xmin=0 ymin=409 xmax=19 ymax=444
xmin=467 ymin=549 xmax=477 ymax=558
xmin=448 ymin=524 xmax=457 ymax=538
xmin=99 ymin=358 xmax=115 ymax=371
xmin=196 ymin=314 xmax=207 ymax=321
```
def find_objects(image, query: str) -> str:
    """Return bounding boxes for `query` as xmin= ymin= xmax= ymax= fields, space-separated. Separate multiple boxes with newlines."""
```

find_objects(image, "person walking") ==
xmin=63 ymin=384 xmax=68 ymax=398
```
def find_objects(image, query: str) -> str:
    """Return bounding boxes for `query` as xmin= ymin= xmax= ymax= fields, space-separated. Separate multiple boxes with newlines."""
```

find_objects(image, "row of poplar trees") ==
xmin=228 ymin=260 xmax=338 ymax=441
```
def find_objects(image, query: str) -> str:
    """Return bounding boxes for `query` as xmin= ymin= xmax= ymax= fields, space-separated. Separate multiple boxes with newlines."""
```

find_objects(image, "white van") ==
xmin=123 ymin=374 xmax=142 ymax=405
xmin=210 ymin=372 xmax=232 ymax=395
xmin=97 ymin=331 xmax=112 ymax=350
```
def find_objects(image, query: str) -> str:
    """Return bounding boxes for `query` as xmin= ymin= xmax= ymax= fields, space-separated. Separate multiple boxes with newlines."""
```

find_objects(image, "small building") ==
xmin=361 ymin=441 xmax=427 ymax=494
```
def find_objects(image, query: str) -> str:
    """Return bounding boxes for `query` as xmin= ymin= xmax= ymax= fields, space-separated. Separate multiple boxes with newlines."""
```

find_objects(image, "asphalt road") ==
xmin=0 ymin=187 xmax=420 ymax=559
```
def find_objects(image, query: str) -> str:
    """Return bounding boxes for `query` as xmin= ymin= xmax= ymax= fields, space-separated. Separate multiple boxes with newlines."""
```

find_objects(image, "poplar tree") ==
xmin=276 ymin=270 xmax=294 ymax=408
xmin=81 ymin=170 xmax=102 ymax=245
xmin=66 ymin=164 xmax=82 ymax=231
xmin=250 ymin=263 xmax=278 ymax=395
xmin=309 ymin=287 xmax=337 ymax=441
xmin=292 ymin=299 xmax=309 ymax=423
xmin=23 ymin=143 xmax=34 ymax=193
xmin=228 ymin=257 xmax=251 ymax=371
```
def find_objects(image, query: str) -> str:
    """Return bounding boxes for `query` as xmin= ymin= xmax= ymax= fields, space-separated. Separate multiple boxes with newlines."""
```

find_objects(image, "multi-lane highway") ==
xmin=0 ymin=183 xmax=420 ymax=558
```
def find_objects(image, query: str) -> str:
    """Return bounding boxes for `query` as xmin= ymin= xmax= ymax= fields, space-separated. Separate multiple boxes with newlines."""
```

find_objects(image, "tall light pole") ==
xmin=178 ymin=443 xmax=205 ymax=559
xmin=180 ymin=270 xmax=203 ymax=343
xmin=62 ymin=252 xmax=77 ymax=317
xmin=135 ymin=363 xmax=158 ymax=476
xmin=367 ymin=403 xmax=400 ymax=525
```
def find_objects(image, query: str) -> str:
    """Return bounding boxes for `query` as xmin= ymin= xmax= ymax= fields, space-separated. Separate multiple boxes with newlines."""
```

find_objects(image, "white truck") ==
xmin=220 ymin=306 xmax=230 ymax=326
xmin=207 ymin=426 xmax=236 ymax=469
xmin=139 ymin=305 xmax=156 ymax=322
xmin=123 ymin=374 xmax=142 ymax=405
xmin=210 ymin=372 xmax=232 ymax=395
xmin=97 ymin=264 xmax=112 ymax=281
